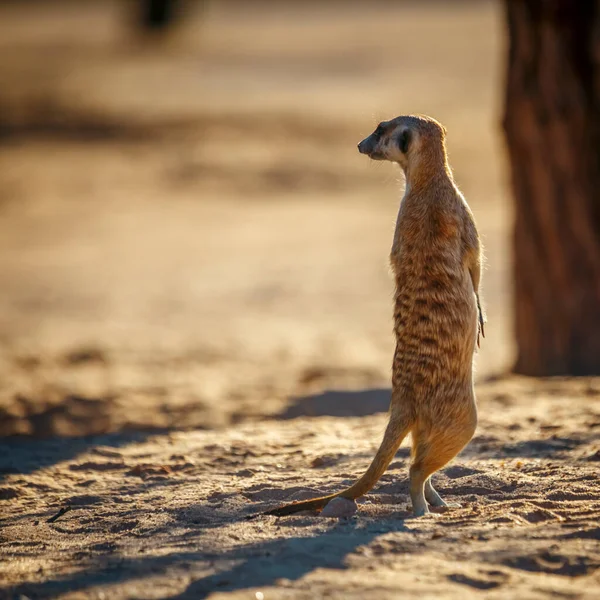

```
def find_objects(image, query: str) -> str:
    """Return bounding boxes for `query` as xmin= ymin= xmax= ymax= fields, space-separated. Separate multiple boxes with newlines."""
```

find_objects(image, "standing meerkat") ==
xmin=265 ymin=115 xmax=484 ymax=517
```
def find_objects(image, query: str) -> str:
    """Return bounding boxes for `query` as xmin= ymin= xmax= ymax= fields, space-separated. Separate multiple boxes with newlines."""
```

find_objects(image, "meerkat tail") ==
xmin=264 ymin=414 xmax=412 ymax=516
xmin=263 ymin=493 xmax=337 ymax=516
xmin=340 ymin=415 xmax=411 ymax=499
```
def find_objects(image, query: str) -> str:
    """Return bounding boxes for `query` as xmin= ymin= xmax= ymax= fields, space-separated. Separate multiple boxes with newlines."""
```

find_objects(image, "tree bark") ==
xmin=503 ymin=0 xmax=600 ymax=375
xmin=140 ymin=0 xmax=177 ymax=30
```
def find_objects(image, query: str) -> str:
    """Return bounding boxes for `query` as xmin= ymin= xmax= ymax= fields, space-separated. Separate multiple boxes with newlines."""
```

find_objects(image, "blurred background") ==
xmin=0 ymin=0 xmax=511 ymax=437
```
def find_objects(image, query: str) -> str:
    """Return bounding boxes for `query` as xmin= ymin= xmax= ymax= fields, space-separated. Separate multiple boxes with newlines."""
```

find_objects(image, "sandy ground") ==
xmin=1 ymin=378 xmax=600 ymax=599
xmin=0 ymin=1 xmax=599 ymax=599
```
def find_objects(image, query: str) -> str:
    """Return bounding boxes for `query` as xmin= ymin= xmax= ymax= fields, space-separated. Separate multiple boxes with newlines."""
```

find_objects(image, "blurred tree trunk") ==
xmin=142 ymin=0 xmax=182 ymax=30
xmin=503 ymin=0 xmax=600 ymax=375
xmin=136 ymin=0 xmax=206 ymax=34
xmin=140 ymin=0 xmax=176 ymax=30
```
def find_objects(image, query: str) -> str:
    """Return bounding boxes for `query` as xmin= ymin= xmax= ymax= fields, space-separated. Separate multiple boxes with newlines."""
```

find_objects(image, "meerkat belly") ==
xmin=392 ymin=257 xmax=477 ymax=394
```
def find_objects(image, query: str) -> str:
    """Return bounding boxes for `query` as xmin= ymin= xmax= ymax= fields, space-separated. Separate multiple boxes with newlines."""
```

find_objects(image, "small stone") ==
xmin=320 ymin=497 xmax=357 ymax=518
xmin=236 ymin=469 xmax=256 ymax=477
xmin=310 ymin=454 xmax=338 ymax=468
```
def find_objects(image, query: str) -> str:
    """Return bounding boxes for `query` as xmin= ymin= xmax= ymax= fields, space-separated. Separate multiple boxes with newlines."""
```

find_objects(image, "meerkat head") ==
xmin=357 ymin=115 xmax=447 ymax=174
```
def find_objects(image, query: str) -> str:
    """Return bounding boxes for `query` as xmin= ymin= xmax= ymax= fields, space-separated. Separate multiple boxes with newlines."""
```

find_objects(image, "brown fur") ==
xmin=264 ymin=115 xmax=484 ymax=517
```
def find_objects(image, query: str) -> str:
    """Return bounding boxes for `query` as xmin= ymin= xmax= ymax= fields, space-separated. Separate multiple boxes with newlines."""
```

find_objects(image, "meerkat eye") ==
xmin=375 ymin=124 xmax=385 ymax=137
xmin=398 ymin=129 xmax=412 ymax=153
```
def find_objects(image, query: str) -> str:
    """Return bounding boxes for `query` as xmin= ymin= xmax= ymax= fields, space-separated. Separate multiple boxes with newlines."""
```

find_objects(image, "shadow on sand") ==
xmin=4 ymin=515 xmax=409 ymax=599
xmin=276 ymin=387 xmax=391 ymax=420
xmin=0 ymin=429 xmax=168 ymax=482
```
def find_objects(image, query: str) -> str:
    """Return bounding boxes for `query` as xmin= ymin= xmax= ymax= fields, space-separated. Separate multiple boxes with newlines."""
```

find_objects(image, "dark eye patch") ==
xmin=375 ymin=124 xmax=385 ymax=137
xmin=398 ymin=129 xmax=411 ymax=153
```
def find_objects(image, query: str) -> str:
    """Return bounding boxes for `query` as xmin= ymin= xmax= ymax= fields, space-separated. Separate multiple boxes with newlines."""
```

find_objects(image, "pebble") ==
xmin=320 ymin=497 xmax=357 ymax=518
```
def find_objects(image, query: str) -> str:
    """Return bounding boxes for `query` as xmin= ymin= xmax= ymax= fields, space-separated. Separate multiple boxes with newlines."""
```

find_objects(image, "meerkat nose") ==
xmin=358 ymin=135 xmax=376 ymax=154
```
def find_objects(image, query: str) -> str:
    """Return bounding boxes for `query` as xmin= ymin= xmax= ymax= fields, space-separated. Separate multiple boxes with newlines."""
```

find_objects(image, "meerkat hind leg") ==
xmin=409 ymin=464 xmax=431 ymax=517
xmin=424 ymin=477 xmax=461 ymax=509
xmin=409 ymin=425 xmax=473 ymax=516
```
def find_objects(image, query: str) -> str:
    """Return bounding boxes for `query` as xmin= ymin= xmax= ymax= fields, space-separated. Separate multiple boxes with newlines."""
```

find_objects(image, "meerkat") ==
xmin=264 ymin=115 xmax=484 ymax=518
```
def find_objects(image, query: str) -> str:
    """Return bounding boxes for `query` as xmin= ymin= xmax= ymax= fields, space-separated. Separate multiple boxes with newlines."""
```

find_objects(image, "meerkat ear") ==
xmin=398 ymin=129 xmax=411 ymax=154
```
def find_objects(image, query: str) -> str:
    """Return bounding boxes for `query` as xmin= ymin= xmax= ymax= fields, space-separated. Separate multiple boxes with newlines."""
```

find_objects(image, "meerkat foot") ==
xmin=424 ymin=480 xmax=462 ymax=514
xmin=424 ymin=478 xmax=460 ymax=509
xmin=424 ymin=478 xmax=445 ymax=506
xmin=409 ymin=468 xmax=430 ymax=516
xmin=411 ymin=503 xmax=431 ymax=517
xmin=410 ymin=485 xmax=430 ymax=516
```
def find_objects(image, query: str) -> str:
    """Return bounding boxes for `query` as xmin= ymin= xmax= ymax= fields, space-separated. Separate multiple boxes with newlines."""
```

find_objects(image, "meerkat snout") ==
xmin=358 ymin=120 xmax=414 ymax=163
xmin=357 ymin=135 xmax=377 ymax=157
xmin=357 ymin=134 xmax=386 ymax=161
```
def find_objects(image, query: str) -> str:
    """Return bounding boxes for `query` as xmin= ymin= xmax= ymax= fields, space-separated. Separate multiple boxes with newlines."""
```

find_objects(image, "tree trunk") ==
xmin=139 ymin=0 xmax=180 ymax=31
xmin=503 ymin=0 xmax=600 ymax=375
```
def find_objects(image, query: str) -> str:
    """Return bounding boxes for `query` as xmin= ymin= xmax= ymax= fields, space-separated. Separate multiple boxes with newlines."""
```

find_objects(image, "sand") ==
xmin=2 ymin=378 xmax=600 ymax=599
xmin=1 ymin=1 xmax=599 ymax=599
